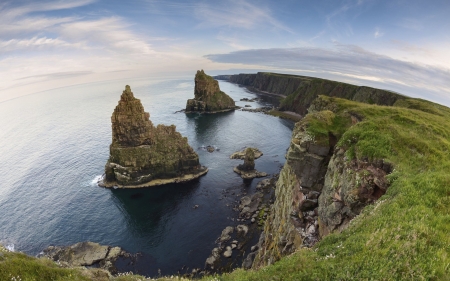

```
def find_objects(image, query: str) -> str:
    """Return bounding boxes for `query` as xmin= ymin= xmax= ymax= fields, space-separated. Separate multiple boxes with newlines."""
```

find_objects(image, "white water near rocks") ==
xmin=0 ymin=76 xmax=293 ymax=276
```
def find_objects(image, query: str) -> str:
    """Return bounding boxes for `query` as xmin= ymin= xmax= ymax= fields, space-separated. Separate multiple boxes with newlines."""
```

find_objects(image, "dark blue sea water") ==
xmin=0 ymin=76 xmax=293 ymax=276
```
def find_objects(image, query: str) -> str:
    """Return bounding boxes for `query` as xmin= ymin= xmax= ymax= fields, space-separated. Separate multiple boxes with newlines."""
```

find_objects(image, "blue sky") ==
xmin=1 ymin=0 xmax=450 ymax=105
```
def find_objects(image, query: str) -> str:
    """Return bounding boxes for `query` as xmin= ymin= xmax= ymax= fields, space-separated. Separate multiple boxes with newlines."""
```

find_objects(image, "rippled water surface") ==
xmin=0 ymin=77 xmax=293 ymax=276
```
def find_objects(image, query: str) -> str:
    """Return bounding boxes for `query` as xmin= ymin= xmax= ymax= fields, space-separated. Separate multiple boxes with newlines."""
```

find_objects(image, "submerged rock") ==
xmin=185 ymin=70 xmax=235 ymax=113
xmin=100 ymin=85 xmax=207 ymax=188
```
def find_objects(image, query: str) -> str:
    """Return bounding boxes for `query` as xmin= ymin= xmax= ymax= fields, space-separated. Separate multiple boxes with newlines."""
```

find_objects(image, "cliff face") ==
xmin=252 ymin=96 xmax=392 ymax=268
xmin=186 ymin=70 xmax=235 ymax=113
xmin=229 ymin=72 xmax=405 ymax=116
xmin=101 ymin=85 xmax=206 ymax=187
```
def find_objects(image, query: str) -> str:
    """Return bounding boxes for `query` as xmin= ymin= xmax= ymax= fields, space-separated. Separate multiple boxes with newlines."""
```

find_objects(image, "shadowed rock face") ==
xmin=102 ymin=85 xmax=206 ymax=187
xmin=185 ymin=70 xmax=235 ymax=113
xmin=239 ymin=148 xmax=255 ymax=171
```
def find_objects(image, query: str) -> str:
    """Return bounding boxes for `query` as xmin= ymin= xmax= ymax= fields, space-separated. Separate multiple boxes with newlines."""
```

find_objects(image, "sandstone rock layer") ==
xmin=100 ymin=85 xmax=207 ymax=188
xmin=186 ymin=70 xmax=235 ymax=113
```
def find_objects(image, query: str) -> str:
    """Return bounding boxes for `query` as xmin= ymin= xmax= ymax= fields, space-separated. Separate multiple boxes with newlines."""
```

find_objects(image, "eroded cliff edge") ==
xmin=251 ymin=96 xmax=393 ymax=268
xmin=186 ymin=70 xmax=235 ymax=113
xmin=228 ymin=72 xmax=405 ymax=116
xmin=100 ymin=85 xmax=207 ymax=188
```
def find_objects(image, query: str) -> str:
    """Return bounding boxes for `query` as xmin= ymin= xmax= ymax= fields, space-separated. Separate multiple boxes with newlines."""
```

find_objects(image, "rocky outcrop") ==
xmin=318 ymin=152 xmax=391 ymax=236
xmin=42 ymin=242 xmax=126 ymax=274
xmin=230 ymin=147 xmax=263 ymax=160
xmin=252 ymin=96 xmax=392 ymax=268
xmin=229 ymin=72 xmax=405 ymax=116
xmin=100 ymin=85 xmax=207 ymax=188
xmin=185 ymin=70 xmax=235 ymax=113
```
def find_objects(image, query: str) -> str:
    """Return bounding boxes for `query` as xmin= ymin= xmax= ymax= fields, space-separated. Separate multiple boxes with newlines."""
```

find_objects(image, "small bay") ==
xmin=0 ymin=76 xmax=293 ymax=276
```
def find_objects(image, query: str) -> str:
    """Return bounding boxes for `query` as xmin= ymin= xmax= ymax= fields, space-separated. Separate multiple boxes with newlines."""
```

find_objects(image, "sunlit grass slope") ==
xmin=206 ymin=96 xmax=450 ymax=280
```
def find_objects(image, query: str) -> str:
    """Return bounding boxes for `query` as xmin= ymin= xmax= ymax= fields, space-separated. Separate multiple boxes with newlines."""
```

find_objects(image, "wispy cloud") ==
xmin=324 ymin=0 xmax=368 ymax=38
xmin=205 ymin=44 xmax=450 ymax=105
xmin=194 ymin=0 xmax=293 ymax=33
xmin=0 ymin=0 xmax=96 ymax=19
xmin=57 ymin=17 xmax=155 ymax=54
xmin=0 ymin=36 xmax=81 ymax=52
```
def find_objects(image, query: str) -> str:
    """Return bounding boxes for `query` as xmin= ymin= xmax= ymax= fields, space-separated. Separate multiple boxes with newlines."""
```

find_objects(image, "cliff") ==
xmin=100 ymin=85 xmax=207 ymax=188
xmin=186 ymin=70 xmax=235 ymax=113
xmin=229 ymin=72 xmax=405 ymax=116
xmin=238 ymin=94 xmax=450 ymax=279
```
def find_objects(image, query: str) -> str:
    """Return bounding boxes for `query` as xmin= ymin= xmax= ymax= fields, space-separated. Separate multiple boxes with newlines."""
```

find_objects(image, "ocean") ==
xmin=0 ymin=76 xmax=294 ymax=276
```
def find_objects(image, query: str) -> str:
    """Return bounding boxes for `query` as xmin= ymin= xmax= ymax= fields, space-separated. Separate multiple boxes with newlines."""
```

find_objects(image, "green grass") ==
xmin=0 ymin=246 xmax=91 ymax=281
xmin=201 ymin=95 xmax=450 ymax=280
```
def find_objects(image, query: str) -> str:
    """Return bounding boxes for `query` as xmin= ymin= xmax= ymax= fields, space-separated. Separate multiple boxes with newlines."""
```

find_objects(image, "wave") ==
xmin=90 ymin=175 xmax=103 ymax=186
xmin=5 ymin=243 xmax=14 ymax=252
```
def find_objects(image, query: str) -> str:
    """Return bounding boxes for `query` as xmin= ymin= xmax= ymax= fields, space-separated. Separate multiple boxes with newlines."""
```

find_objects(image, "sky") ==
xmin=1 ymin=0 xmax=450 ymax=105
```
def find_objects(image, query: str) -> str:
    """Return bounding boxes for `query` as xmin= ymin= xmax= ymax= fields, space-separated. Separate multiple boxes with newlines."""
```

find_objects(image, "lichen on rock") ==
xmin=100 ymin=85 xmax=207 ymax=188
xmin=185 ymin=70 xmax=235 ymax=113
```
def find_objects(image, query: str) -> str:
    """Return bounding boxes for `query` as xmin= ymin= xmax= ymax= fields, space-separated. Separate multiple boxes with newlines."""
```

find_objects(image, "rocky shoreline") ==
xmin=98 ymin=166 xmax=208 ymax=189
xmin=203 ymin=177 xmax=278 ymax=273
xmin=39 ymin=242 xmax=136 ymax=278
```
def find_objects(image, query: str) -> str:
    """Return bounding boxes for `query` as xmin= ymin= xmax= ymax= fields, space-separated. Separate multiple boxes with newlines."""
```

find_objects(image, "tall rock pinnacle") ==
xmin=100 ymin=85 xmax=208 ymax=188
xmin=111 ymin=85 xmax=154 ymax=147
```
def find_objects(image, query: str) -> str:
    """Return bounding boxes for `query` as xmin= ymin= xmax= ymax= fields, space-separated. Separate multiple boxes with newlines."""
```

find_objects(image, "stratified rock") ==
xmin=100 ymin=85 xmax=207 ymax=188
xmin=185 ymin=70 xmax=235 ymax=113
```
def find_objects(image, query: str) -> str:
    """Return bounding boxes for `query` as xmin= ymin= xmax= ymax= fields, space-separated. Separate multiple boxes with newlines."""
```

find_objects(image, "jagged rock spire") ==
xmin=111 ymin=85 xmax=154 ymax=147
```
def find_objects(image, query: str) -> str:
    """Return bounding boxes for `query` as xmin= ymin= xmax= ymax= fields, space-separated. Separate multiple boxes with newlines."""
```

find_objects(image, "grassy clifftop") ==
xmin=209 ymin=96 xmax=450 ymax=280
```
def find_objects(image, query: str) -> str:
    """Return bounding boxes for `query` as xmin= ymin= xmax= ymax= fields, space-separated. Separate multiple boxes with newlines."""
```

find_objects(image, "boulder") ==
xmin=99 ymin=85 xmax=207 ymax=188
xmin=185 ymin=70 xmax=235 ymax=113
xmin=42 ymin=242 xmax=123 ymax=267
xmin=217 ymin=226 xmax=234 ymax=243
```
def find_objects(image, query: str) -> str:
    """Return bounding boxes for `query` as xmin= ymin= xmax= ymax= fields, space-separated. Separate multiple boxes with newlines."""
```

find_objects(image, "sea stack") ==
xmin=239 ymin=148 xmax=255 ymax=171
xmin=99 ymin=85 xmax=207 ymax=188
xmin=185 ymin=70 xmax=235 ymax=113
xmin=233 ymin=148 xmax=267 ymax=179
